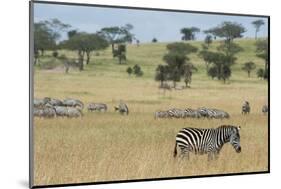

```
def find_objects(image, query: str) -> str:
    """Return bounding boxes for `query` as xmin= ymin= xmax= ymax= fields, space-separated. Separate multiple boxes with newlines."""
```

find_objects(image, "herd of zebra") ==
xmin=155 ymin=107 xmax=230 ymax=119
xmin=155 ymin=101 xmax=268 ymax=119
xmin=33 ymin=97 xmax=129 ymax=118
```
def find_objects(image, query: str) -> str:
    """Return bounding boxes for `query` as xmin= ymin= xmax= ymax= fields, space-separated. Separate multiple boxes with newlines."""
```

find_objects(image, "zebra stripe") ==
xmin=174 ymin=125 xmax=241 ymax=160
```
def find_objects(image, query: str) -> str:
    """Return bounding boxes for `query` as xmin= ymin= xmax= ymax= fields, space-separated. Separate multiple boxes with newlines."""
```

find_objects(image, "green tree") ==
xmin=252 ymin=20 xmax=265 ymax=40
xmin=198 ymin=49 xmax=216 ymax=72
xmin=61 ymin=32 xmax=108 ymax=70
xmin=207 ymin=66 xmax=218 ymax=79
xmin=113 ymin=44 xmax=127 ymax=64
xmin=34 ymin=22 xmax=56 ymax=59
xmin=242 ymin=61 xmax=256 ymax=77
xmin=43 ymin=18 xmax=71 ymax=42
xmin=133 ymin=64 xmax=143 ymax=77
xmin=161 ymin=42 xmax=198 ymax=87
xmin=152 ymin=38 xmax=158 ymax=43
xmin=180 ymin=27 xmax=200 ymax=41
xmin=99 ymin=24 xmax=134 ymax=55
xmin=257 ymin=68 xmax=265 ymax=79
xmin=155 ymin=65 xmax=169 ymax=87
xmin=205 ymin=21 xmax=246 ymax=42
xmin=256 ymin=39 xmax=268 ymax=79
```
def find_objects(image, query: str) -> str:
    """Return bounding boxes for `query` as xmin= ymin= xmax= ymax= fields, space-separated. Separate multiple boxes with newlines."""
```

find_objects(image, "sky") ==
xmin=34 ymin=3 xmax=268 ymax=43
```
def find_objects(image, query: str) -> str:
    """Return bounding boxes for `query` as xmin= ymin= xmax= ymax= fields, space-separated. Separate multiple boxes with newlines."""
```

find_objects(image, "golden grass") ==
xmin=33 ymin=39 xmax=268 ymax=186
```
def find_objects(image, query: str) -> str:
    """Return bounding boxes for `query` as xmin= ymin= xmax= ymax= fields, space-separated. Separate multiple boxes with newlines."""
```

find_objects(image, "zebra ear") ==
xmin=238 ymin=126 xmax=241 ymax=130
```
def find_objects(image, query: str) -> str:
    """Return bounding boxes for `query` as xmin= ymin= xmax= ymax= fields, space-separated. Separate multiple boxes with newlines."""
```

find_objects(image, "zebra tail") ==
xmin=173 ymin=142 xmax=177 ymax=157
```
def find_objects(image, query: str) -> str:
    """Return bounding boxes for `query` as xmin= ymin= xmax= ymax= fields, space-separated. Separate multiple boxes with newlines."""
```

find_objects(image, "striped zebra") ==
xmin=167 ymin=108 xmax=185 ymax=118
xmin=242 ymin=101 xmax=250 ymax=114
xmin=63 ymin=98 xmax=84 ymax=109
xmin=114 ymin=101 xmax=129 ymax=115
xmin=184 ymin=108 xmax=201 ymax=118
xmin=174 ymin=125 xmax=241 ymax=160
xmin=197 ymin=107 xmax=229 ymax=119
xmin=87 ymin=103 xmax=108 ymax=112
xmin=154 ymin=111 xmax=169 ymax=119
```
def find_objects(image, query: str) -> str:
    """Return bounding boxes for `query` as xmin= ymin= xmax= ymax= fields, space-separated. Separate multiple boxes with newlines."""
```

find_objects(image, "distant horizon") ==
xmin=34 ymin=3 xmax=268 ymax=43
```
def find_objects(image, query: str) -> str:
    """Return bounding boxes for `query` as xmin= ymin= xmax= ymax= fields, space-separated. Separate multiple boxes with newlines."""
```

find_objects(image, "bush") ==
xmin=207 ymin=66 xmax=218 ymax=79
xmin=257 ymin=68 xmax=264 ymax=79
xmin=52 ymin=51 xmax=59 ymax=58
xmin=132 ymin=64 xmax=144 ymax=77
xmin=126 ymin=67 xmax=133 ymax=76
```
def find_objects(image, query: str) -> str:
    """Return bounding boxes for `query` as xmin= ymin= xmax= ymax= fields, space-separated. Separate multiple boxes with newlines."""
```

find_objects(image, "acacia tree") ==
xmin=252 ymin=20 xmax=265 ymax=40
xmin=61 ymin=32 xmax=108 ymax=70
xmin=205 ymin=21 xmax=245 ymax=42
xmin=155 ymin=65 xmax=169 ymax=87
xmin=34 ymin=22 xmax=56 ymax=59
xmin=98 ymin=24 xmax=134 ymax=55
xmin=159 ymin=42 xmax=198 ymax=88
xmin=202 ymin=22 xmax=245 ymax=83
xmin=242 ymin=61 xmax=256 ymax=77
xmin=180 ymin=27 xmax=200 ymax=41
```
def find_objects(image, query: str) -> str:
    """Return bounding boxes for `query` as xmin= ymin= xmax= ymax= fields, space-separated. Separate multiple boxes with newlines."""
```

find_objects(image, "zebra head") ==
xmin=229 ymin=126 xmax=241 ymax=153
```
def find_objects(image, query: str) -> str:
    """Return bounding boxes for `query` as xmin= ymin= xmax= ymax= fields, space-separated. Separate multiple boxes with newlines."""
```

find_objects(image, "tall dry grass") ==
xmin=33 ymin=39 xmax=268 ymax=185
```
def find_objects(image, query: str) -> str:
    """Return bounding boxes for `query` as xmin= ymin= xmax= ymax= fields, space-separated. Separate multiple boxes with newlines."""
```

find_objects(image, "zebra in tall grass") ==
xmin=242 ymin=101 xmax=250 ymax=114
xmin=183 ymin=108 xmax=201 ymax=118
xmin=63 ymin=98 xmax=84 ymax=109
xmin=167 ymin=108 xmax=185 ymax=118
xmin=174 ymin=125 xmax=241 ymax=160
xmin=262 ymin=105 xmax=268 ymax=114
xmin=114 ymin=101 xmax=129 ymax=115
xmin=87 ymin=103 xmax=107 ymax=112
xmin=154 ymin=111 xmax=169 ymax=119
xmin=197 ymin=107 xmax=229 ymax=119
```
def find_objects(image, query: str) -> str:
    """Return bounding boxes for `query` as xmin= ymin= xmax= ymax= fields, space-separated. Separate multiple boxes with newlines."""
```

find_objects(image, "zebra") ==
xmin=34 ymin=106 xmax=56 ymax=118
xmin=262 ymin=105 xmax=268 ymax=114
xmin=197 ymin=107 xmax=229 ymax=119
xmin=183 ymin=108 xmax=201 ymax=118
xmin=242 ymin=101 xmax=250 ymax=114
xmin=34 ymin=97 xmax=51 ymax=108
xmin=154 ymin=111 xmax=169 ymax=119
xmin=63 ymin=98 xmax=84 ymax=109
xmin=48 ymin=98 xmax=63 ymax=106
xmin=167 ymin=108 xmax=185 ymax=118
xmin=174 ymin=125 xmax=241 ymax=160
xmin=114 ymin=101 xmax=129 ymax=115
xmin=87 ymin=103 xmax=107 ymax=112
xmin=66 ymin=107 xmax=83 ymax=118
xmin=197 ymin=107 xmax=209 ymax=118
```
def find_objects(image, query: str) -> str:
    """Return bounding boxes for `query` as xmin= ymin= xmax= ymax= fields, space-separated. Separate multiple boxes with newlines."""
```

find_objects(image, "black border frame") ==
xmin=29 ymin=1 xmax=270 ymax=188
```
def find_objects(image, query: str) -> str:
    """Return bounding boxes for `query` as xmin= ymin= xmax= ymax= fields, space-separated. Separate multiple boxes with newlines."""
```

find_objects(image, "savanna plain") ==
xmin=33 ymin=39 xmax=268 ymax=185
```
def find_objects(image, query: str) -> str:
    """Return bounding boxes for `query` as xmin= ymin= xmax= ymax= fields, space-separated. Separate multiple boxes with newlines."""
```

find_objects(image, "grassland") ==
xmin=33 ymin=39 xmax=268 ymax=186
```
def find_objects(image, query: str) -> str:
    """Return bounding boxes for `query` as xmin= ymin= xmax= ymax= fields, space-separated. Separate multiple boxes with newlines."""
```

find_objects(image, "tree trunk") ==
xmin=248 ymin=71 xmax=250 ymax=77
xmin=118 ymin=56 xmax=121 ymax=64
xmin=40 ymin=49 xmax=44 ymax=56
xmin=173 ymin=81 xmax=176 ymax=88
xmin=86 ymin=51 xmax=90 ymax=65
xmin=78 ymin=50 xmax=84 ymax=71
xmin=160 ymin=81 xmax=163 ymax=88
xmin=111 ymin=43 xmax=115 ymax=55
xmin=255 ymin=30 xmax=257 ymax=40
